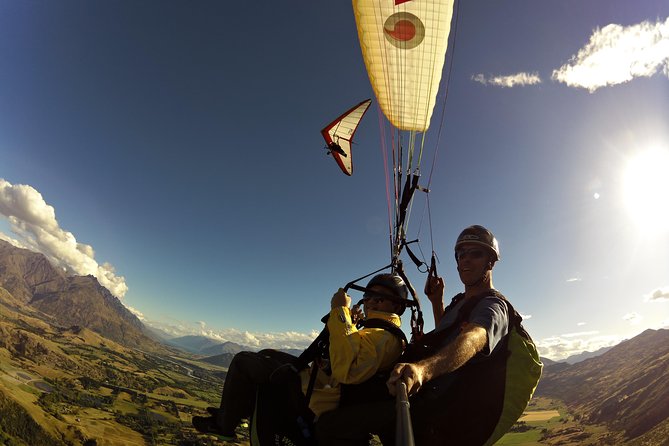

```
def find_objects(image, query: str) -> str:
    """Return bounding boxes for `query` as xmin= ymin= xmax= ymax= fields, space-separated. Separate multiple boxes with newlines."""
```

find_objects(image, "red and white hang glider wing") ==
xmin=320 ymin=99 xmax=372 ymax=176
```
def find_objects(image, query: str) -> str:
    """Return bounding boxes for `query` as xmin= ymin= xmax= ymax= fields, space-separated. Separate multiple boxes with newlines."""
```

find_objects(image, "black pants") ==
xmin=316 ymin=369 xmax=504 ymax=446
xmin=218 ymin=349 xmax=297 ymax=434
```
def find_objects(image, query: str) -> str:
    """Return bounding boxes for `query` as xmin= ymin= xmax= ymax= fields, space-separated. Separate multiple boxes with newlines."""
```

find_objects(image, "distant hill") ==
xmin=564 ymin=345 xmax=614 ymax=364
xmin=278 ymin=348 xmax=304 ymax=357
xmin=199 ymin=352 xmax=236 ymax=368
xmin=0 ymin=239 xmax=160 ymax=351
xmin=164 ymin=336 xmax=249 ymax=356
xmin=166 ymin=335 xmax=302 ymax=357
xmin=197 ymin=347 xmax=306 ymax=370
xmin=541 ymin=357 xmax=558 ymax=366
xmin=165 ymin=335 xmax=223 ymax=354
xmin=536 ymin=328 xmax=669 ymax=442
xmin=540 ymin=346 xmax=612 ymax=367
xmin=200 ymin=341 xmax=247 ymax=356
xmin=143 ymin=324 xmax=175 ymax=342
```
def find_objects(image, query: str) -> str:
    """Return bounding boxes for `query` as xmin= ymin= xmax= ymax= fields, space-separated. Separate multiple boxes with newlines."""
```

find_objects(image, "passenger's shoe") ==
xmin=192 ymin=415 xmax=236 ymax=441
xmin=206 ymin=406 xmax=221 ymax=416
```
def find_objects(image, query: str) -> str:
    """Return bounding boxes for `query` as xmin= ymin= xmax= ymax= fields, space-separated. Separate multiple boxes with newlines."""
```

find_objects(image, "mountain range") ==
xmin=165 ymin=336 xmax=247 ymax=356
xmin=1 ymin=239 xmax=669 ymax=444
xmin=0 ymin=240 xmax=159 ymax=351
xmin=536 ymin=327 xmax=669 ymax=443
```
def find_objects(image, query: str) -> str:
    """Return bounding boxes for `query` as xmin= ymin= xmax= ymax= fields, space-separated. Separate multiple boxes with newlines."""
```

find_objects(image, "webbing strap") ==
xmin=360 ymin=318 xmax=408 ymax=347
xmin=304 ymin=361 xmax=319 ymax=406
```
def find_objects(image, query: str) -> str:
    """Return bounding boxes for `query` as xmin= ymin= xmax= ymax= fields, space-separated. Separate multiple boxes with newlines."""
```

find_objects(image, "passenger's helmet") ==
xmin=364 ymin=273 xmax=410 ymax=315
xmin=454 ymin=225 xmax=500 ymax=261
xmin=365 ymin=273 xmax=409 ymax=301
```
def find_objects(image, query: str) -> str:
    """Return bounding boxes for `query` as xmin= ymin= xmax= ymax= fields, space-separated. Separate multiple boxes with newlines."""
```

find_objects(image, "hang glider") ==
xmin=320 ymin=99 xmax=372 ymax=176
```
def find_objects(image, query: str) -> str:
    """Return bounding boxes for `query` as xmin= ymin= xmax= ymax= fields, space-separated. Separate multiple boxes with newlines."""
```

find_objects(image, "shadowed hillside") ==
xmin=536 ymin=328 xmax=669 ymax=441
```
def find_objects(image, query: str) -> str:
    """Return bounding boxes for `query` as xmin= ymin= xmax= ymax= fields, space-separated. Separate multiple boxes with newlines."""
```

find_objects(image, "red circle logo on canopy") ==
xmin=383 ymin=12 xmax=425 ymax=49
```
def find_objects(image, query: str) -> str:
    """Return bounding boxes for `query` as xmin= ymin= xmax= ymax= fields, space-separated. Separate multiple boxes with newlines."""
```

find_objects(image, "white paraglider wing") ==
xmin=353 ymin=0 xmax=455 ymax=132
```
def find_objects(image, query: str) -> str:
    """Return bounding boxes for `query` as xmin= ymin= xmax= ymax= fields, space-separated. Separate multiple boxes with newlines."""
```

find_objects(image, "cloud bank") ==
xmin=147 ymin=318 xmax=319 ymax=350
xmin=537 ymin=331 xmax=622 ymax=361
xmin=645 ymin=287 xmax=669 ymax=302
xmin=472 ymin=72 xmax=542 ymax=88
xmin=552 ymin=17 xmax=669 ymax=92
xmin=0 ymin=179 xmax=128 ymax=298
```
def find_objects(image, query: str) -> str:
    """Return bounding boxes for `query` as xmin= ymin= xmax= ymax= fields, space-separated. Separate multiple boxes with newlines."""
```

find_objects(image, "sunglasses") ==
xmin=362 ymin=290 xmax=401 ymax=304
xmin=455 ymin=247 xmax=487 ymax=261
xmin=363 ymin=294 xmax=388 ymax=304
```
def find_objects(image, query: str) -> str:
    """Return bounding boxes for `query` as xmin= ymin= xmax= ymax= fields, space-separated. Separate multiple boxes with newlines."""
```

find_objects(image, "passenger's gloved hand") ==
xmin=330 ymin=288 xmax=352 ymax=309
xmin=350 ymin=303 xmax=364 ymax=325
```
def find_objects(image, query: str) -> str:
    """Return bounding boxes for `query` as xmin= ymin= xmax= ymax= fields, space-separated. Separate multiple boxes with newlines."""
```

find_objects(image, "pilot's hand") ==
xmin=424 ymin=275 xmax=445 ymax=306
xmin=387 ymin=362 xmax=426 ymax=396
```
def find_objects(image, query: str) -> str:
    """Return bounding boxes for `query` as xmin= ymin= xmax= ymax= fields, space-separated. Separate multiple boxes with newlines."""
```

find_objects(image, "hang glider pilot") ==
xmin=327 ymin=141 xmax=347 ymax=157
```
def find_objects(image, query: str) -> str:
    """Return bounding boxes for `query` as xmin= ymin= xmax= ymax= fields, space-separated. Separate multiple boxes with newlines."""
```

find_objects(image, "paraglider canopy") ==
xmin=353 ymin=0 xmax=455 ymax=131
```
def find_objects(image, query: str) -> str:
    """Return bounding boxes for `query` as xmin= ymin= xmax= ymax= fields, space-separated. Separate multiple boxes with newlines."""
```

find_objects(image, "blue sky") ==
xmin=1 ymin=0 xmax=668 ymax=360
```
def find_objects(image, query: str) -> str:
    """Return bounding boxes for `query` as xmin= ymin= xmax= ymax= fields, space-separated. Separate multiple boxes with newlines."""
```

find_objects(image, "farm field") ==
xmin=0 ymin=322 xmax=230 ymax=445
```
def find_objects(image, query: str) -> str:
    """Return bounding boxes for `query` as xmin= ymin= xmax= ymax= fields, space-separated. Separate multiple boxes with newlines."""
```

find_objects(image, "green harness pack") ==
xmin=483 ymin=291 xmax=543 ymax=445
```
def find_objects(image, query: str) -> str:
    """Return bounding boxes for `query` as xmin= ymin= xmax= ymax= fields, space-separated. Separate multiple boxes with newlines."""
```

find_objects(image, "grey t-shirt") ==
xmin=417 ymin=293 xmax=510 ymax=392
xmin=435 ymin=294 xmax=510 ymax=359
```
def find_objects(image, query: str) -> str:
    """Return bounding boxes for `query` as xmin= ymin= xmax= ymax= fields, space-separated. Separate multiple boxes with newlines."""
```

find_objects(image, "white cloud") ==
xmin=552 ymin=17 xmax=669 ymax=92
xmin=561 ymin=330 xmax=599 ymax=338
xmin=0 ymin=178 xmax=128 ymax=298
xmin=644 ymin=287 xmax=669 ymax=302
xmin=146 ymin=318 xmax=320 ymax=350
xmin=577 ymin=322 xmax=586 ymax=326
xmin=0 ymin=232 xmax=29 ymax=249
xmin=471 ymin=73 xmax=487 ymax=85
xmin=537 ymin=333 xmax=622 ymax=361
xmin=623 ymin=312 xmax=643 ymax=324
xmin=566 ymin=277 xmax=582 ymax=283
xmin=472 ymin=72 xmax=542 ymax=88
xmin=126 ymin=306 xmax=146 ymax=321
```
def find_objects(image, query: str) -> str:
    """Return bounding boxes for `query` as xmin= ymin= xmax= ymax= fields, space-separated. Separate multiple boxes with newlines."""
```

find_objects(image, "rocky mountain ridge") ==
xmin=0 ymin=239 xmax=159 ymax=351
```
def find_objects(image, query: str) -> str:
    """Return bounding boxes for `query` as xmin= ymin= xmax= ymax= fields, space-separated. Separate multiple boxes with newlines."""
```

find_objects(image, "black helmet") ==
xmin=365 ymin=273 xmax=409 ymax=301
xmin=454 ymin=225 xmax=500 ymax=261
xmin=365 ymin=273 xmax=409 ymax=315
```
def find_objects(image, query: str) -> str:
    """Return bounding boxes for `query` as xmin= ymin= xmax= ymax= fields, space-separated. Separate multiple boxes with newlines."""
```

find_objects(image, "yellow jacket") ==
xmin=300 ymin=307 xmax=403 ymax=417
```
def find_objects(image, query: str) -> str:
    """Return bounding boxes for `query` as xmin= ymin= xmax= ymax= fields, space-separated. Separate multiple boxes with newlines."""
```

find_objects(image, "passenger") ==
xmin=192 ymin=273 xmax=409 ymax=442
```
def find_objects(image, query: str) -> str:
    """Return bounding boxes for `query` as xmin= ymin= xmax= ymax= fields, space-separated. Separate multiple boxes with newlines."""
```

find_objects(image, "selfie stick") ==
xmin=395 ymin=381 xmax=415 ymax=446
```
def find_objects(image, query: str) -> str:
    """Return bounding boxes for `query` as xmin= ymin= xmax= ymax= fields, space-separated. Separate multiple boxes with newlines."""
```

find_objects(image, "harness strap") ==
xmin=304 ymin=361 xmax=319 ymax=406
xmin=359 ymin=318 xmax=408 ymax=347
xmin=410 ymin=289 xmax=513 ymax=353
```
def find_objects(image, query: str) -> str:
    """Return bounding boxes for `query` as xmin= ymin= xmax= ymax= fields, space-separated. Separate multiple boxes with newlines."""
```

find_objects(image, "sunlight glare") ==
xmin=623 ymin=148 xmax=669 ymax=232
